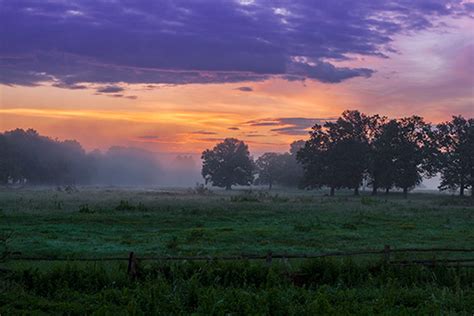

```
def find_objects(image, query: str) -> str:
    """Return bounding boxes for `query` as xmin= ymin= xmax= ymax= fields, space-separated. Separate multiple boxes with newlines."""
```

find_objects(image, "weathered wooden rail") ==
xmin=4 ymin=246 xmax=474 ymax=262
xmin=3 ymin=246 xmax=474 ymax=278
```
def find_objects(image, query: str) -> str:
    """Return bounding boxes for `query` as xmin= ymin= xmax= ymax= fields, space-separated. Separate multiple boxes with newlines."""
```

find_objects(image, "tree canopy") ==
xmin=436 ymin=116 xmax=474 ymax=196
xmin=201 ymin=138 xmax=254 ymax=190
xmin=297 ymin=111 xmax=446 ymax=197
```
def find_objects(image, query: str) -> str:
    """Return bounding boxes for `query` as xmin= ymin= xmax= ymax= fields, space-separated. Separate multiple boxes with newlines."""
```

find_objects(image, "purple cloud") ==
xmin=236 ymin=86 xmax=253 ymax=92
xmin=97 ymin=86 xmax=124 ymax=93
xmin=248 ymin=117 xmax=336 ymax=135
xmin=0 ymin=0 xmax=471 ymax=88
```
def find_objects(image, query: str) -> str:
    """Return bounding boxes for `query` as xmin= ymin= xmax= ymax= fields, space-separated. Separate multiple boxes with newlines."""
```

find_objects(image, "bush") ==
xmin=230 ymin=191 xmax=260 ymax=202
xmin=193 ymin=183 xmax=212 ymax=195
xmin=78 ymin=204 xmax=94 ymax=213
xmin=115 ymin=200 xmax=135 ymax=211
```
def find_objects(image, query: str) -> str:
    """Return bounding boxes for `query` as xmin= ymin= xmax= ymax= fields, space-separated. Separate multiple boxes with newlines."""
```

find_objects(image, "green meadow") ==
xmin=1 ymin=187 xmax=473 ymax=257
xmin=1 ymin=187 xmax=473 ymax=314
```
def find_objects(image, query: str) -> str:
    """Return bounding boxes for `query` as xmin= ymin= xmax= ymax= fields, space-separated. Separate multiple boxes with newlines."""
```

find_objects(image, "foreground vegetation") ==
xmin=2 ymin=259 xmax=474 ymax=314
xmin=1 ymin=187 xmax=473 ymax=314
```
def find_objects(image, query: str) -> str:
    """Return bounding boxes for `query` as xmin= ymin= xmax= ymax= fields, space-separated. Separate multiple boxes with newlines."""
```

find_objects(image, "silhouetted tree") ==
xmin=368 ymin=118 xmax=398 ymax=195
xmin=323 ymin=110 xmax=372 ymax=195
xmin=392 ymin=116 xmax=437 ymax=197
xmin=201 ymin=138 xmax=254 ymax=190
xmin=290 ymin=140 xmax=306 ymax=156
xmin=0 ymin=129 xmax=163 ymax=185
xmin=276 ymin=140 xmax=305 ymax=188
xmin=298 ymin=124 xmax=338 ymax=195
xmin=0 ymin=135 xmax=11 ymax=183
xmin=436 ymin=116 xmax=474 ymax=197
xmin=255 ymin=152 xmax=282 ymax=189
xmin=0 ymin=129 xmax=91 ymax=184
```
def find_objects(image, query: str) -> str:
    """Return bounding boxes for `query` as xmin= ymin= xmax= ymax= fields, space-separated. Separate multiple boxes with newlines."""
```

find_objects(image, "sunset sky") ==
xmin=1 ymin=0 xmax=473 ymax=155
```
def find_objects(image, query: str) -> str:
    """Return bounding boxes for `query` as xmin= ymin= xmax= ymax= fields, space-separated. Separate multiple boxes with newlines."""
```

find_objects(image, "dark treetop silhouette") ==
xmin=201 ymin=138 xmax=254 ymax=190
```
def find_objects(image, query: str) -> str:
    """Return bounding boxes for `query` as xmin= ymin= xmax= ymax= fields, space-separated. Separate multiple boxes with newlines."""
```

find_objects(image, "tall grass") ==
xmin=1 ymin=259 xmax=473 ymax=314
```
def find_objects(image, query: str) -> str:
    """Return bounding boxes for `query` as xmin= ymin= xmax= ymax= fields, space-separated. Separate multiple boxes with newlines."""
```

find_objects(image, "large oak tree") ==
xmin=201 ymin=138 xmax=254 ymax=190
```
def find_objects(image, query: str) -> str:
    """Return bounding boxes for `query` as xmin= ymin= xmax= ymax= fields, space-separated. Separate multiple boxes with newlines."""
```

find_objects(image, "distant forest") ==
xmin=0 ymin=129 xmax=165 ymax=186
xmin=1 ymin=110 xmax=473 ymax=196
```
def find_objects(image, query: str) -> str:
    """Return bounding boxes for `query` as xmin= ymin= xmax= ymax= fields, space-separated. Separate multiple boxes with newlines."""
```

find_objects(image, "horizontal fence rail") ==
xmin=3 ymin=247 xmax=474 ymax=262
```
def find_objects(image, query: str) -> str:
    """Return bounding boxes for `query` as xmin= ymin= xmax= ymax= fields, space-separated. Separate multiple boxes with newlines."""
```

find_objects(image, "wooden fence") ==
xmin=4 ymin=246 xmax=474 ymax=265
xmin=3 ymin=245 xmax=474 ymax=278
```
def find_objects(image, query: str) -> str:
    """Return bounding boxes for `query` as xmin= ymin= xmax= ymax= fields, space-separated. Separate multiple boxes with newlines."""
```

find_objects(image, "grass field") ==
xmin=1 ymin=186 xmax=473 ymax=314
xmin=1 ymin=187 xmax=473 ymax=257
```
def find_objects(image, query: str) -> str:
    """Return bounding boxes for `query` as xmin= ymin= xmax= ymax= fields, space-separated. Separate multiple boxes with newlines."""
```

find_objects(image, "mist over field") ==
xmin=1 ymin=0 xmax=473 ymax=313
xmin=0 ymin=127 xmax=455 ymax=192
xmin=89 ymin=149 xmax=202 ymax=187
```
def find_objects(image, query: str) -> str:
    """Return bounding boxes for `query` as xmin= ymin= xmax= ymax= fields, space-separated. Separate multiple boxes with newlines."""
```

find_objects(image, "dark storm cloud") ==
xmin=1 ymin=0 xmax=471 ymax=88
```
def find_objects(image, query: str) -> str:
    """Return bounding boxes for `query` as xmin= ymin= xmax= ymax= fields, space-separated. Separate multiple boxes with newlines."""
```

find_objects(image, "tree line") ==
xmin=0 ymin=129 xmax=162 ymax=185
xmin=1 ymin=110 xmax=472 ymax=196
xmin=201 ymin=111 xmax=473 ymax=197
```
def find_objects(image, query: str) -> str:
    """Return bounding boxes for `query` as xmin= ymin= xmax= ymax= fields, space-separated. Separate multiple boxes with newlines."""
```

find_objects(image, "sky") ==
xmin=1 ymin=0 xmax=473 ymax=156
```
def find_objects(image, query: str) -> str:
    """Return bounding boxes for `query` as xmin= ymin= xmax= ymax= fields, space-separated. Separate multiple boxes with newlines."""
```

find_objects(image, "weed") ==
xmin=361 ymin=196 xmax=377 ymax=206
xmin=193 ymin=183 xmax=212 ymax=195
xmin=115 ymin=200 xmax=135 ymax=211
xmin=230 ymin=193 xmax=260 ymax=202
xmin=78 ymin=204 xmax=94 ymax=214
xmin=342 ymin=223 xmax=357 ymax=230
xmin=166 ymin=236 xmax=179 ymax=250
xmin=293 ymin=223 xmax=313 ymax=232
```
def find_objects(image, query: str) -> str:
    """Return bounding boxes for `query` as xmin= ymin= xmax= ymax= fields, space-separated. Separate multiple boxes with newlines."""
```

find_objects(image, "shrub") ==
xmin=115 ymin=200 xmax=135 ymax=211
xmin=165 ymin=236 xmax=179 ymax=250
xmin=78 ymin=204 xmax=94 ymax=213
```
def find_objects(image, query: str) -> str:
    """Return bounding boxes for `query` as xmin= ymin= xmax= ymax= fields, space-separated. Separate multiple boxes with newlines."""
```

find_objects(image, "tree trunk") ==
xmin=372 ymin=185 xmax=377 ymax=195
xmin=330 ymin=187 xmax=335 ymax=196
xmin=354 ymin=187 xmax=359 ymax=196
xmin=460 ymin=178 xmax=464 ymax=197
xmin=225 ymin=184 xmax=232 ymax=190
xmin=403 ymin=187 xmax=408 ymax=198
xmin=385 ymin=188 xmax=390 ymax=195
xmin=268 ymin=181 xmax=272 ymax=190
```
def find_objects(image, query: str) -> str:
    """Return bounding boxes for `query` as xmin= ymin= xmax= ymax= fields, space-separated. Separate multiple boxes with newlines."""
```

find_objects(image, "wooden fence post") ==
xmin=384 ymin=245 xmax=391 ymax=263
xmin=266 ymin=251 xmax=272 ymax=266
xmin=127 ymin=251 xmax=138 ymax=279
